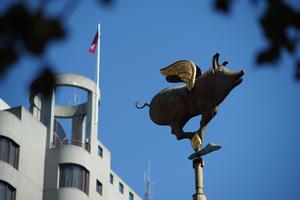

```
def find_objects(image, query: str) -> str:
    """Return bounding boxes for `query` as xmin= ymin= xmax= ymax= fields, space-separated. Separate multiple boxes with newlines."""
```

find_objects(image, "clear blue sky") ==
xmin=1 ymin=1 xmax=300 ymax=199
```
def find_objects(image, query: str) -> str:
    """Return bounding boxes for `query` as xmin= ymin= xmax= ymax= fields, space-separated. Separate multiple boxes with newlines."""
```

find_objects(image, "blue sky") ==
xmin=1 ymin=0 xmax=300 ymax=199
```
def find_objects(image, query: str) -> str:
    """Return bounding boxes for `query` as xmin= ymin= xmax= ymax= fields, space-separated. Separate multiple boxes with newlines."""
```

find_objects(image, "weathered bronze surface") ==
xmin=136 ymin=52 xmax=244 ymax=200
xmin=136 ymin=53 xmax=244 ymax=143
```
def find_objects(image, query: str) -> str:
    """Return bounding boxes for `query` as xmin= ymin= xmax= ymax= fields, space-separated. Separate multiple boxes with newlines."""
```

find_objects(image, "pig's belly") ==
xmin=149 ymin=88 xmax=187 ymax=125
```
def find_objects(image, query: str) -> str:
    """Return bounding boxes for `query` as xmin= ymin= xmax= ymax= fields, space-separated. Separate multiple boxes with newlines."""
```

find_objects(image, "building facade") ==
xmin=0 ymin=73 xmax=142 ymax=200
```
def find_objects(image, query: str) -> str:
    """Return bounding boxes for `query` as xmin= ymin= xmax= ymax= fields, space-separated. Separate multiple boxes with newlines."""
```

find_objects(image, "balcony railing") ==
xmin=52 ymin=138 xmax=90 ymax=152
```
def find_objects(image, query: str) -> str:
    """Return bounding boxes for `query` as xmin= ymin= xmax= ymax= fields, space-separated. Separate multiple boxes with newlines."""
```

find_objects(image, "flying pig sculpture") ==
xmin=136 ymin=53 xmax=244 ymax=145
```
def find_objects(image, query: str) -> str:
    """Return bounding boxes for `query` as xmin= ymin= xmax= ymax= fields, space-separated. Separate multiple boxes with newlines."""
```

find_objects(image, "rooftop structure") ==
xmin=0 ymin=73 xmax=142 ymax=200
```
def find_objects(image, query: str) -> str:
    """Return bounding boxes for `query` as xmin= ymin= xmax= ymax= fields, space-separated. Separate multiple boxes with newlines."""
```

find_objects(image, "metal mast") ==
xmin=144 ymin=161 xmax=153 ymax=200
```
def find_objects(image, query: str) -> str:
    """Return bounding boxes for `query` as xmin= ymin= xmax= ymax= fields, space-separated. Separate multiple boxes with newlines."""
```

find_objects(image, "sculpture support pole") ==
xmin=193 ymin=158 xmax=206 ymax=200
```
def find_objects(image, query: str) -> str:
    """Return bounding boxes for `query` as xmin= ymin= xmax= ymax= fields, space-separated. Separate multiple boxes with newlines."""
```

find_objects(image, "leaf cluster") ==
xmin=214 ymin=0 xmax=300 ymax=80
xmin=0 ymin=3 xmax=65 ymax=76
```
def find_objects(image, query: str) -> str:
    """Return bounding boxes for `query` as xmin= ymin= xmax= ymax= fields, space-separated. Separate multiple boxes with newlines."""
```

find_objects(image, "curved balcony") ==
xmin=44 ymin=187 xmax=89 ymax=200
xmin=51 ymin=138 xmax=90 ymax=152
xmin=0 ymin=160 xmax=18 ymax=189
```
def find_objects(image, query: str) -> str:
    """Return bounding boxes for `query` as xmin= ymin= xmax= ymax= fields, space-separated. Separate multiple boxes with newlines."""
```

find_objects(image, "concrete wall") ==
xmin=108 ymin=169 xmax=142 ymax=200
xmin=0 ymin=98 xmax=10 ymax=110
xmin=0 ymin=107 xmax=47 ymax=200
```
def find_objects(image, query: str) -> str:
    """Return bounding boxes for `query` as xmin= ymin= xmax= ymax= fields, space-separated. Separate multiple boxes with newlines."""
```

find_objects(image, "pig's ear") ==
xmin=196 ymin=65 xmax=202 ymax=77
xmin=222 ymin=61 xmax=228 ymax=66
xmin=212 ymin=53 xmax=219 ymax=74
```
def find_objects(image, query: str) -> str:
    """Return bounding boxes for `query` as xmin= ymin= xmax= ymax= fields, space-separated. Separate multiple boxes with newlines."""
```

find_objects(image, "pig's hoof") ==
xmin=191 ymin=133 xmax=202 ymax=151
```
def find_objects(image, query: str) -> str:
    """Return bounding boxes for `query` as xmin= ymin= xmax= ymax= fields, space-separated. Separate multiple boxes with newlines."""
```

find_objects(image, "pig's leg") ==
xmin=171 ymin=124 xmax=194 ymax=140
xmin=198 ymin=107 xmax=218 ymax=139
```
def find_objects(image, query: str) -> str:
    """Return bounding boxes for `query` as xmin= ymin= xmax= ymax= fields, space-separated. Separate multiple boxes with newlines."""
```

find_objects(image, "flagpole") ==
xmin=96 ymin=24 xmax=101 ymax=101
xmin=94 ymin=24 xmax=100 ymax=126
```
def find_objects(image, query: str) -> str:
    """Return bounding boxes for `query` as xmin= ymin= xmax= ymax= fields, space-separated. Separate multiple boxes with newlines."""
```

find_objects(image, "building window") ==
xmin=129 ymin=192 xmax=134 ymax=200
xmin=109 ymin=174 xmax=114 ymax=184
xmin=53 ymin=119 xmax=67 ymax=145
xmin=98 ymin=146 xmax=103 ymax=157
xmin=52 ymin=119 xmax=90 ymax=152
xmin=119 ymin=182 xmax=124 ymax=194
xmin=96 ymin=180 xmax=102 ymax=196
xmin=59 ymin=164 xmax=89 ymax=194
xmin=0 ymin=136 xmax=19 ymax=169
xmin=0 ymin=180 xmax=16 ymax=200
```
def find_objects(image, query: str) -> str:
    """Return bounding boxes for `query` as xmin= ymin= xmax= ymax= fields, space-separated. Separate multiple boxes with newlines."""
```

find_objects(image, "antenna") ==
xmin=73 ymin=88 xmax=80 ymax=105
xmin=144 ymin=161 xmax=153 ymax=200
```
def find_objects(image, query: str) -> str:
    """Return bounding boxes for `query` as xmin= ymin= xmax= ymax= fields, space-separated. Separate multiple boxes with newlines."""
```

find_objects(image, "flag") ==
xmin=89 ymin=31 xmax=99 ymax=54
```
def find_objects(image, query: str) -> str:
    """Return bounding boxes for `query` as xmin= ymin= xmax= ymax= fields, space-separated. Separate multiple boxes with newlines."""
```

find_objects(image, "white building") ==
xmin=0 ymin=73 xmax=142 ymax=200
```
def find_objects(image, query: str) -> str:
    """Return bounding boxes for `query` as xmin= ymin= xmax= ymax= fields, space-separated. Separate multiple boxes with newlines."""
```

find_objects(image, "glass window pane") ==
xmin=129 ymin=192 xmax=134 ymax=200
xmin=0 ymin=181 xmax=15 ymax=200
xmin=98 ymin=146 xmax=103 ymax=157
xmin=119 ymin=183 xmax=124 ymax=194
xmin=110 ymin=174 xmax=114 ymax=184
xmin=0 ymin=182 xmax=6 ymax=200
xmin=14 ymin=148 xmax=19 ymax=169
xmin=96 ymin=180 xmax=102 ymax=195
xmin=60 ymin=165 xmax=72 ymax=187
xmin=0 ymin=137 xmax=19 ymax=169
xmin=6 ymin=189 xmax=12 ymax=200
xmin=8 ymin=142 xmax=16 ymax=167
xmin=84 ymin=170 xmax=89 ymax=194
xmin=0 ymin=137 xmax=9 ymax=162
xmin=59 ymin=164 xmax=89 ymax=194
xmin=72 ymin=166 xmax=83 ymax=190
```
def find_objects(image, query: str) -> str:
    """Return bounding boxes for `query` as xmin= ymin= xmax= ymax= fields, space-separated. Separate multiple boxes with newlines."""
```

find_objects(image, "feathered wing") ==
xmin=160 ymin=60 xmax=199 ymax=90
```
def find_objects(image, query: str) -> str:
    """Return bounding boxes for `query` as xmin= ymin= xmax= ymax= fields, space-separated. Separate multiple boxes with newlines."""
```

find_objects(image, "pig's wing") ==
xmin=160 ymin=60 xmax=201 ymax=90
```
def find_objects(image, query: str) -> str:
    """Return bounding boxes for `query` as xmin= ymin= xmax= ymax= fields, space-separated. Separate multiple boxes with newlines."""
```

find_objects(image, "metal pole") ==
xmin=193 ymin=158 xmax=206 ymax=200
xmin=96 ymin=23 xmax=101 ymax=101
xmin=94 ymin=23 xmax=101 ymax=125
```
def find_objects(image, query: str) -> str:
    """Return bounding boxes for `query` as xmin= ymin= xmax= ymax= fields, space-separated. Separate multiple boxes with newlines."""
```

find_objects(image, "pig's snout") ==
xmin=235 ymin=70 xmax=245 ymax=79
xmin=234 ymin=70 xmax=245 ymax=86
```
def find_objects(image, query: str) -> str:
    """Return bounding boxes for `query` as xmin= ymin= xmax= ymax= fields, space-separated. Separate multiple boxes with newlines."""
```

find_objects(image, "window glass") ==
xmin=0 ymin=181 xmax=15 ymax=200
xmin=96 ymin=180 xmax=102 ymax=195
xmin=0 ymin=137 xmax=9 ymax=162
xmin=129 ymin=192 xmax=134 ymax=200
xmin=6 ymin=189 xmax=12 ymax=200
xmin=109 ymin=174 xmax=114 ymax=184
xmin=0 ymin=136 xmax=19 ymax=168
xmin=119 ymin=182 xmax=124 ymax=194
xmin=59 ymin=164 xmax=89 ymax=194
xmin=9 ymin=143 xmax=17 ymax=167
xmin=98 ymin=146 xmax=103 ymax=157
xmin=0 ymin=182 xmax=5 ymax=200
